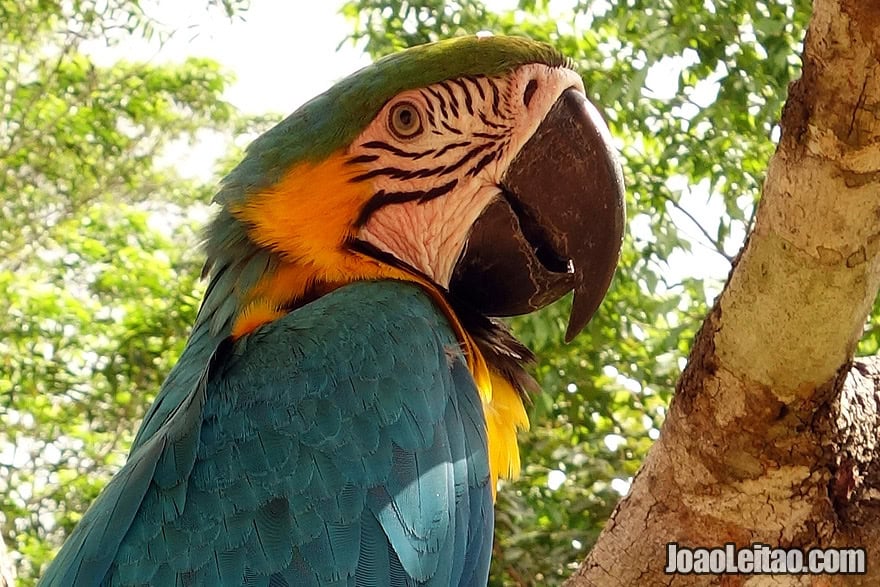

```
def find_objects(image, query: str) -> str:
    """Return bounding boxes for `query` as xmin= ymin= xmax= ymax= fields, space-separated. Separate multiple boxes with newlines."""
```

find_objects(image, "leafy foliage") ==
xmin=0 ymin=1 xmax=253 ymax=583
xmin=342 ymin=0 xmax=810 ymax=584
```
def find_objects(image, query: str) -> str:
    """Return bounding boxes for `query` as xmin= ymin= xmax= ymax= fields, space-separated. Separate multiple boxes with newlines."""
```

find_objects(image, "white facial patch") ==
xmin=350 ymin=63 xmax=585 ymax=288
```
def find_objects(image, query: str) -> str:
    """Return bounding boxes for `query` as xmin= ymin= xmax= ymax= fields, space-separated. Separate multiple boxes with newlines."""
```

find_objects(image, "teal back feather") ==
xmin=39 ymin=281 xmax=493 ymax=586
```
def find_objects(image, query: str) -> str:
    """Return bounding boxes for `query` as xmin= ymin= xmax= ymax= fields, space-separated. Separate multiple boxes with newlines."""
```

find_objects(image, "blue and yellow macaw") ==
xmin=41 ymin=36 xmax=624 ymax=586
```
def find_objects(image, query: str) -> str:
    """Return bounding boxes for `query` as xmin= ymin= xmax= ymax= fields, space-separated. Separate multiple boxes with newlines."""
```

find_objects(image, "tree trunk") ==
xmin=569 ymin=0 xmax=880 ymax=585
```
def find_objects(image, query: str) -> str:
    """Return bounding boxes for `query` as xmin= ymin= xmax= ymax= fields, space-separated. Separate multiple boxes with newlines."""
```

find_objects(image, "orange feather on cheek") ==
xmin=227 ymin=151 xmax=431 ymax=337
xmin=229 ymin=151 xmax=371 ymax=273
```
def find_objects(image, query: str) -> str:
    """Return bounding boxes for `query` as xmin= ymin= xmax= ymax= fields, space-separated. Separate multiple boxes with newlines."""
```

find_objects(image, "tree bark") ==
xmin=569 ymin=0 xmax=880 ymax=585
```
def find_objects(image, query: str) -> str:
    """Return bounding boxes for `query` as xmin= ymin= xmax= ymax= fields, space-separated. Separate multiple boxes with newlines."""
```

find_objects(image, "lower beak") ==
xmin=449 ymin=88 xmax=625 ymax=342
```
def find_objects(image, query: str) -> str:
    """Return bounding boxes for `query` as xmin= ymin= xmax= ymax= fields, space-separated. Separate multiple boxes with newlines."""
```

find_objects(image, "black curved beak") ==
xmin=449 ymin=88 xmax=625 ymax=342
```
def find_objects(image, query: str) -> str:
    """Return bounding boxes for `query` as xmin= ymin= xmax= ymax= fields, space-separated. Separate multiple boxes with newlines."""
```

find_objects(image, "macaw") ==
xmin=41 ymin=35 xmax=624 ymax=586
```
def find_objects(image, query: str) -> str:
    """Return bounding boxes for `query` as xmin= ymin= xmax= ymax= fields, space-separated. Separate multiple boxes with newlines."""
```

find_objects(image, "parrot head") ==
xmin=198 ymin=35 xmax=625 ymax=482
xmin=206 ymin=35 xmax=623 ymax=340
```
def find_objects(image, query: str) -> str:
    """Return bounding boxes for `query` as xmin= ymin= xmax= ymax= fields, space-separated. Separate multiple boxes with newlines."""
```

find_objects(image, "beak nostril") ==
xmin=523 ymin=79 xmax=538 ymax=107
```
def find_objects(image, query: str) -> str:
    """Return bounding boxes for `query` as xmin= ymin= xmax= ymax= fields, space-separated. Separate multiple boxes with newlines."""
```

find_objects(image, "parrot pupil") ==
xmin=389 ymin=101 xmax=421 ymax=139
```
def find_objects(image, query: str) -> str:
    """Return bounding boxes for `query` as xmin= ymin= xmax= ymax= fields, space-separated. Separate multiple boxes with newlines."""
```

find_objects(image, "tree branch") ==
xmin=569 ymin=0 xmax=880 ymax=584
xmin=660 ymin=192 xmax=735 ymax=264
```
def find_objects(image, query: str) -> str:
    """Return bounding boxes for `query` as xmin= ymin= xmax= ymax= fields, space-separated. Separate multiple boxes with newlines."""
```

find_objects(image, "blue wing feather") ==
xmin=40 ymin=281 xmax=493 ymax=586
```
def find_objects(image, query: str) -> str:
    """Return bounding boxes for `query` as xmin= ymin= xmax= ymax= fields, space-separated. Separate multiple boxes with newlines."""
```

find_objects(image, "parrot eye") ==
xmin=388 ymin=101 xmax=423 ymax=139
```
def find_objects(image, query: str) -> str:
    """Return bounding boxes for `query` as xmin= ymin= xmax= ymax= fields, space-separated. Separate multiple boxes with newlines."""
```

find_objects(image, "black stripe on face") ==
xmin=420 ymin=90 xmax=435 ymax=115
xmin=466 ymin=150 xmax=499 ymax=178
xmin=419 ymin=89 xmax=439 ymax=127
xmin=351 ymin=166 xmax=414 ymax=182
xmin=426 ymin=87 xmax=448 ymax=120
xmin=472 ymin=131 xmax=505 ymax=140
xmin=354 ymin=178 xmax=459 ymax=227
xmin=350 ymin=142 xmax=493 ymax=182
xmin=361 ymin=140 xmax=434 ymax=160
xmin=441 ymin=141 xmax=492 ymax=176
xmin=347 ymin=238 xmax=432 ymax=283
xmin=440 ymin=120 xmax=463 ymax=135
xmin=346 ymin=154 xmax=381 ymax=165
xmin=479 ymin=112 xmax=506 ymax=130
xmin=439 ymin=81 xmax=460 ymax=118
xmin=433 ymin=140 xmax=471 ymax=159
xmin=486 ymin=77 xmax=502 ymax=117
xmin=466 ymin=76 xmax=486 ymax=101
xmin=452 ymin=78 xmax=474 ymax=116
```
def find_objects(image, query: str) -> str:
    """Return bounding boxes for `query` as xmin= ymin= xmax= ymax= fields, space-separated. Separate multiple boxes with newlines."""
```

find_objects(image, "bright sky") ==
xmin=110 ymin=1 xmax=370 ymax=112
xmin=84 ymin=1 xmax=372 ymax=181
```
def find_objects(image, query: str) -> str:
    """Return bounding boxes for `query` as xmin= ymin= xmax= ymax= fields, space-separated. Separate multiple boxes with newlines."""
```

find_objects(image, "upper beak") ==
xmin=449 ymin=88 xmax=625 ymax=342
